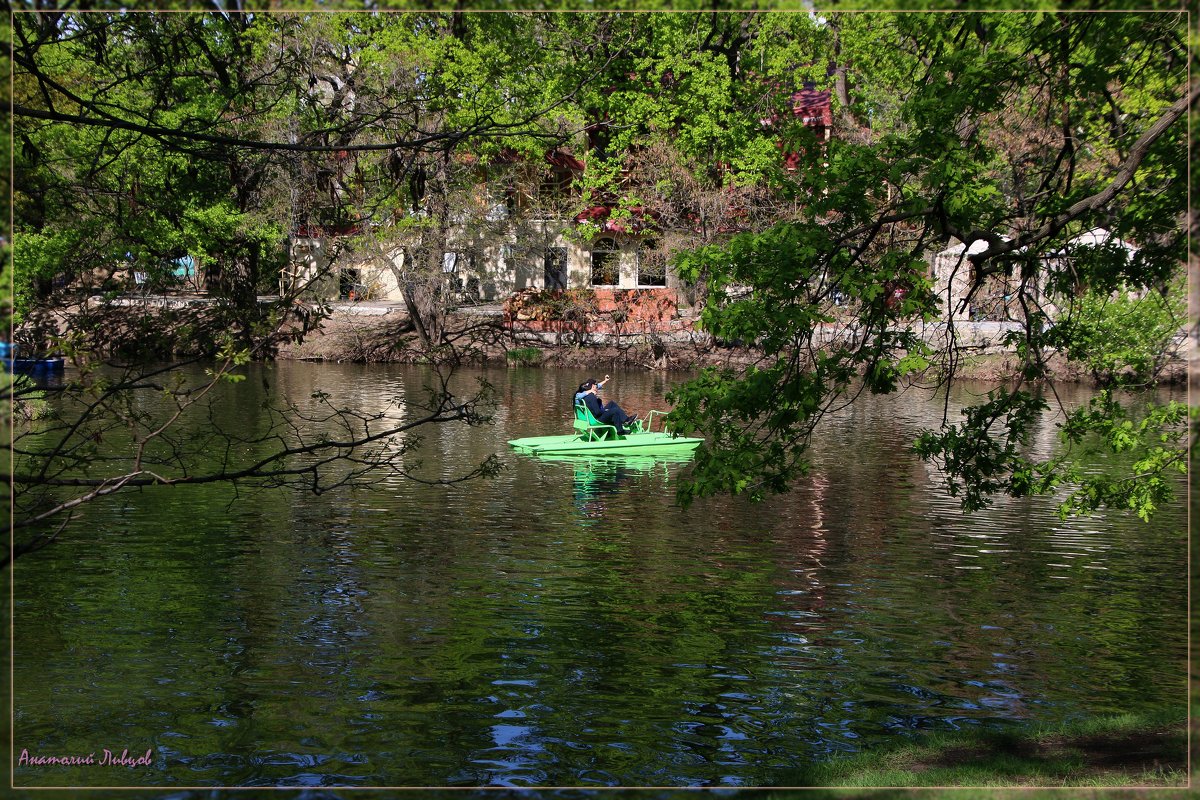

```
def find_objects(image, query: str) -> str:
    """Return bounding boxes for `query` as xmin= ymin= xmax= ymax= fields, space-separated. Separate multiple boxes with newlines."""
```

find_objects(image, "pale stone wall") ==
xmin=929 ymin=229 xmax=1137 ymax=324
xmin=930 ymin=239 xmax=991 ymax=322
xmin=285 ymin=221 xmax=677 ymax=302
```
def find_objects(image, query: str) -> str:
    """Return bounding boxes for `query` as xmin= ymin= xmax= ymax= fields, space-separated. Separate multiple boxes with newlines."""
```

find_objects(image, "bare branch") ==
xmin=952 ymin=85 xmax=1196 ymax=268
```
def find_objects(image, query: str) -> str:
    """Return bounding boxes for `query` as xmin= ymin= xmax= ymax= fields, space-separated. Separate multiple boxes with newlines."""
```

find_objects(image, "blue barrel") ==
xmin=4 ymin=357 xmax=65 ymax=375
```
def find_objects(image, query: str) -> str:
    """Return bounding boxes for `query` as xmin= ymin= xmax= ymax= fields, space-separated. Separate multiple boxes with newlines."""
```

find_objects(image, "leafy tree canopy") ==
xmin=663 ymin=10 xmax=1191 ymax=521
xmin=5 ymin=7 xmax=1193 ymax=559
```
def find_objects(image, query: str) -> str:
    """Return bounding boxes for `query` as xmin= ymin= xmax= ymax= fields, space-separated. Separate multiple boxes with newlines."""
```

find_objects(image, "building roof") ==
xmin=937 ymin=228 xmax=1137 ymax=263
xmin=791 ymin=87 xmax=832 ymax=126
xmin=1059 ymin=227 xmax=1137 ymax=254
xmin=940 ymin=236 xmax=1010 ymax=258
xmin=546 ymin=149 xmax=586 ymax=172
xmin=759 ymin=85 xmax=833 ymax=130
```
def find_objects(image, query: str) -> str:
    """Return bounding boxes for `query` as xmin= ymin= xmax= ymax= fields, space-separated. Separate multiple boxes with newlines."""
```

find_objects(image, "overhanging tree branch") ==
xmin=9 ymin=102 xmax=568 ymax=153
xmin=952 ymin=84 xmax=1196 ymax=268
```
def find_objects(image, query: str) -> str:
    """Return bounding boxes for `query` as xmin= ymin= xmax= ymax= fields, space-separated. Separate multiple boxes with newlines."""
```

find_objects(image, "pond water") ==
xmin=11 ymin=363 xmax=1187 ymax=788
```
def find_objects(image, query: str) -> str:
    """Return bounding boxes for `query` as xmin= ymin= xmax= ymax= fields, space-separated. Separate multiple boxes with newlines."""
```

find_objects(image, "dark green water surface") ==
xmin=11 ymin=363 xmax=1187 ymax=787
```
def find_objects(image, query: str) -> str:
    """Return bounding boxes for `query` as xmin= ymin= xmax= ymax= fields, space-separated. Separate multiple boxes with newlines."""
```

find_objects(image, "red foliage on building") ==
xmin=573 ymin=205 xmax=660 ymax=234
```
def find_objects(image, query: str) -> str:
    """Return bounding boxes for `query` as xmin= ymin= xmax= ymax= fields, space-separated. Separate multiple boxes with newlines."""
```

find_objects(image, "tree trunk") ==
xmin=374 ymin=245 xmax=432 ymax=349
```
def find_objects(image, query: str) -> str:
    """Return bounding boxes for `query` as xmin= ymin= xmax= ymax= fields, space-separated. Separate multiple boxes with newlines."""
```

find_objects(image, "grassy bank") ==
xmin=774 ymin=710 xmax=1186 ymax=788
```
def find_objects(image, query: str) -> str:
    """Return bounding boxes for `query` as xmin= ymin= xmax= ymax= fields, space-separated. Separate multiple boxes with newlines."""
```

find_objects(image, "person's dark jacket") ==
xmin=581 ymin=392 xmax=605 ymax=419
xmin=581 ymin=391 xmax=632 ymax=432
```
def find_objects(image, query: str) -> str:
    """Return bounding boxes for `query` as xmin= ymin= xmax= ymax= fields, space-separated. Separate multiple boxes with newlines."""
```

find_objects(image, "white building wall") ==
xmin=930 ymin=239 xmax=986 ymax=322
xmin=567 ymin=240 xmax=590 ymax=289
xmin=929 ymin=229 xmax=1133 ymax=324
xmin=286 ymin=222 xmax=676 ymax=301
xmin=619 ymin=245 xmax=638 ymax=289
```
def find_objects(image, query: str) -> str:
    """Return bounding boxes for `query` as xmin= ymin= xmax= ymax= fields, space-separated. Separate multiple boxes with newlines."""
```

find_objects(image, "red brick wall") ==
xmin=504 ymin=287 xmax=692 ymax=334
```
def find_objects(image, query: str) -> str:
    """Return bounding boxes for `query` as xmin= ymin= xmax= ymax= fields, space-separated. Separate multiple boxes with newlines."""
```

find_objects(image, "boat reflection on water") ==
xmin=534 ymin=451 xmax=698 ymax=521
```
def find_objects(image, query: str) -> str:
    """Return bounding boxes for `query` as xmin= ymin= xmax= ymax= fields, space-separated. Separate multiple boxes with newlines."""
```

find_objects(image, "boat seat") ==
xmin=573 ymin=400 xmax=649 ymax=440
xmin=574 ymin=401 xmax=621 ymax=441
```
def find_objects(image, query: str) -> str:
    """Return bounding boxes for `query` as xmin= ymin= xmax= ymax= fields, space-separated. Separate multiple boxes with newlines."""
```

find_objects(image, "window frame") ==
xmin=636 ymin=238 xmax=667 ymax=287
xmin=543 ymin=246 xmax=568 ymax=291
xmin=590 ymin=237 xmax=620 ymax=287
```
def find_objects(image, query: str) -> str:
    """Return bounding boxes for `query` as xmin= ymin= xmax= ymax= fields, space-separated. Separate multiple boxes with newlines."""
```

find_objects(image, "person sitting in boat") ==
xmin=577 ymin=377 xmax=638 ymax=435
xmin=575 ymin=373 xmax=610 ymax=405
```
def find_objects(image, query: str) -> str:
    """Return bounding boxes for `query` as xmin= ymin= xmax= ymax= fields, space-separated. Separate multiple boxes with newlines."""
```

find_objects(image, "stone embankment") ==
xmin=276 ymin=302 xmax=1193 ymax=384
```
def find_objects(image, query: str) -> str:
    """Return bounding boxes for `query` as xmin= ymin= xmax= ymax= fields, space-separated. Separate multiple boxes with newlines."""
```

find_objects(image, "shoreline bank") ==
xmin=15 ymin=297 xmax=1193 ymax=385
xmin=275 ymin=305 xmax=1192 ymax=385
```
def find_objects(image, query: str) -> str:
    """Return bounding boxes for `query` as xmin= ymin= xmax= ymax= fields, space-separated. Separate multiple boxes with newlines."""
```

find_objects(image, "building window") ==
xmin=544 ymin=247 xmax=568 ymax=291
xmin=441 ymin=250 xmax=465 ymax=299
xmin=637 ymin=239 xmax=666 ymax=287
xmin=591 ymin=237 xmax=619 ymax=286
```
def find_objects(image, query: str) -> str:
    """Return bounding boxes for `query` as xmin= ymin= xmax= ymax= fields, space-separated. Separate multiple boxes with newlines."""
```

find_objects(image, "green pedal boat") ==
xmin=508 ymin=403 xmax=703 ymax=456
